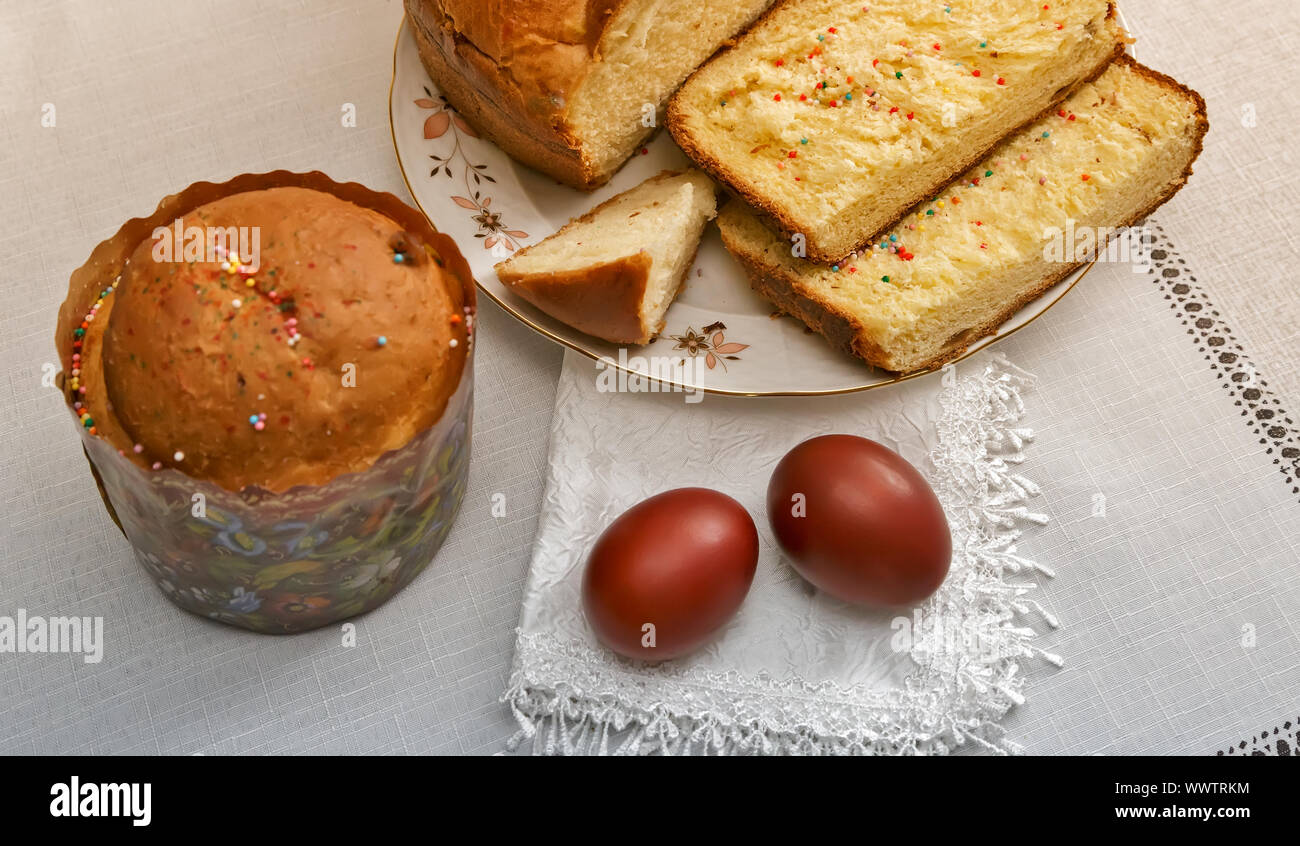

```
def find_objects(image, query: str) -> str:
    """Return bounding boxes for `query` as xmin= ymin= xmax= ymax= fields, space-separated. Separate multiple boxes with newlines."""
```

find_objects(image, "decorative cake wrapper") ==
xmin=56 ymin=171 xmax=476 ymax=634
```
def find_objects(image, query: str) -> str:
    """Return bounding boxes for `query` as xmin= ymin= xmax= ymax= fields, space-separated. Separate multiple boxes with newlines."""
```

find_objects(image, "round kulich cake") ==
xmin=60 ymin=172 xmax=477 ymax=633
xmin=73 ymin=186 xmax=470 ymax=492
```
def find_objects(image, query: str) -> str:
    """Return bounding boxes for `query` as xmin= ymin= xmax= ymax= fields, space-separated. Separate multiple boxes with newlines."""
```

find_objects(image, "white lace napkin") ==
xmin=504 ymin=350 xmax=1057 ymax=755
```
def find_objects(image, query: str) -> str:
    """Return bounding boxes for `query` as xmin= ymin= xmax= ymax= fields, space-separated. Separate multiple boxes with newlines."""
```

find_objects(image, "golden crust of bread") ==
xmin=499 ymin=252 xmax=654 ymax=343
xmin=719 ymin=56 xmax=1210 ymax=374
xmin=669 ymin=1 xmax=1129 ymax=265
xmin=72 ymin=186 xmax=472 ymax=492
xmin=727 ymin=228 xmax=1092 ymax=371
xmin=495 ymin=170 xmax=708 ymax=344
xmin=406 ymin=0 xmax=773 ymax=192
xmin=407 ymin=0 xmax=611 ymax=190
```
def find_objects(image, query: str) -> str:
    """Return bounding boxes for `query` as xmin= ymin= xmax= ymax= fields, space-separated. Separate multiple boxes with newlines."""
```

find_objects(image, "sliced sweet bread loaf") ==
xmin=717 ymin=57 xmax=1208 ymax=373
xmin=670 ymin=0 xmax=1128 ymax=263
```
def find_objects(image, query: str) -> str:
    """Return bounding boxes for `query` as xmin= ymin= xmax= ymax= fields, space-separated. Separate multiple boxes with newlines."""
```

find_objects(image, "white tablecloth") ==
xmin=1 ymin=0 xmax=1297 ymax=754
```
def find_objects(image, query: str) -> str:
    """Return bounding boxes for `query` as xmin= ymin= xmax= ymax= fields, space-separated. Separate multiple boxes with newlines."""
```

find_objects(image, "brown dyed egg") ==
xmin=582 ymin=488 xmax=759 ymax=661
xmin=766 ymin=435 xmax=951 ymax=606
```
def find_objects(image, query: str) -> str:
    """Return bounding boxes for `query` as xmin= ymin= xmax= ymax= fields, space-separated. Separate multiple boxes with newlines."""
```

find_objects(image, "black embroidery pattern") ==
xmin=1140 ymin=224 xmax=1300 ymax=756
xmin=1144 ymin=225 xmax=1300 ymax=502
xmin=1219 ymin=718 xmax=1300 ymax=756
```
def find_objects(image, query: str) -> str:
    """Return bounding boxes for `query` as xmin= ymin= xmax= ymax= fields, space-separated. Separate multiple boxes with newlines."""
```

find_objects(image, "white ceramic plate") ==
xmin=389 ymin=15 xmax=1130 ymax=396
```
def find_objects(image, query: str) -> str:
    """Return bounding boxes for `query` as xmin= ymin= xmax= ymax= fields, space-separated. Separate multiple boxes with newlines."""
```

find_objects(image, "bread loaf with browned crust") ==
xmin=71 ymin=186 xmax=472 ymax=492
xmin=717 ymin=57 xmax=1208 ymax=373
xmin=670 ymin=0 xmax=1129 ymax=263
xmin=405 ymin=0 xmax=773 ymax=191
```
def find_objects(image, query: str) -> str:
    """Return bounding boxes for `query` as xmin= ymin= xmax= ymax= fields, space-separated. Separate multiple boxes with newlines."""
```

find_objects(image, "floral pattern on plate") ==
xmin=414 ymin=90 xmax=529 ymax=254
xmin=669 ymin=322 xmax=750 ymax=372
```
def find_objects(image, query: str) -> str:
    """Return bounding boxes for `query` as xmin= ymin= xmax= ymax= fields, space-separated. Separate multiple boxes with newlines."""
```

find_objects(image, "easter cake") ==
xmin=57 ymin=173 xmax=477 ymax=633
xmin=66 ymin=185 xmax=470 ymax=492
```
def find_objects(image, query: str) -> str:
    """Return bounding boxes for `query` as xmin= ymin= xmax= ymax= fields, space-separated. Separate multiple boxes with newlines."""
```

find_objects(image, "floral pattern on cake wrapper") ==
xmin=415 ymin=90 xmax=529 ymax=254
xmin=83 ymin=381 xmax=473 ymax=634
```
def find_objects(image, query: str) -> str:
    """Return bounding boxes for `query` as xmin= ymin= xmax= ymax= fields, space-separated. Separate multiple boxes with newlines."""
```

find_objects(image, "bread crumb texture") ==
xmin=718 ymin=58 xmax=1208 ymax=372
xmin=496 ymin=170 xmax=717 ymax=344
xmin=672 ymin=0 xmax=1124 ymax=259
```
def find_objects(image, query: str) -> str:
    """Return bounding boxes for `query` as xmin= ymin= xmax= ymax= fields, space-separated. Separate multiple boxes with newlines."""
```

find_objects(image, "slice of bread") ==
xmin=495 ymin=170 xmax=718 ymax=344
xmin=407 ymin=0 xmax=773 ymax=191
xmin=669 ymin=0 xmax=1128 ymax=263
xmin=717 ymin=57 xmax=1208 ymax=373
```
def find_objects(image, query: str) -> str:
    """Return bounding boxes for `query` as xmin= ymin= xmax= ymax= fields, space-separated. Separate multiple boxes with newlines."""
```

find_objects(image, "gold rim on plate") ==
xmin=387 ymin=15 xmax=1124 ymax=398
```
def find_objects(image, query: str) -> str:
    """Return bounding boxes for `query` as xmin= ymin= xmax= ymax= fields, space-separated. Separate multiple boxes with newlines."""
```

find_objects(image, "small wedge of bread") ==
xmin=495 ymin=170 xmax=718 ymax=344
xmin=669 ymin=0 xmax=1128 ymax=263
xmin=717 ymin=57 xmax=1208 ymax=374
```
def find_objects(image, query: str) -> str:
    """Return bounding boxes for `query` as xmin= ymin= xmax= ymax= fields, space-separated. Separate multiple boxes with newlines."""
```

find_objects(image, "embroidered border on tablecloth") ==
xmin=1143 ymin=223 xmax=1300 ymax=756
xmin=1144 ymin=224 xmax=1300 ymax=503
xmin=1218 ymin=717 xmax=1300 ymax=756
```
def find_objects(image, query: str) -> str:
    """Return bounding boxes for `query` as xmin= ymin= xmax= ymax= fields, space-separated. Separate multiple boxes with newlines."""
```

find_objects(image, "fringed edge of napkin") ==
xmin=503 ymin=353 xmax=1056 ymax=755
